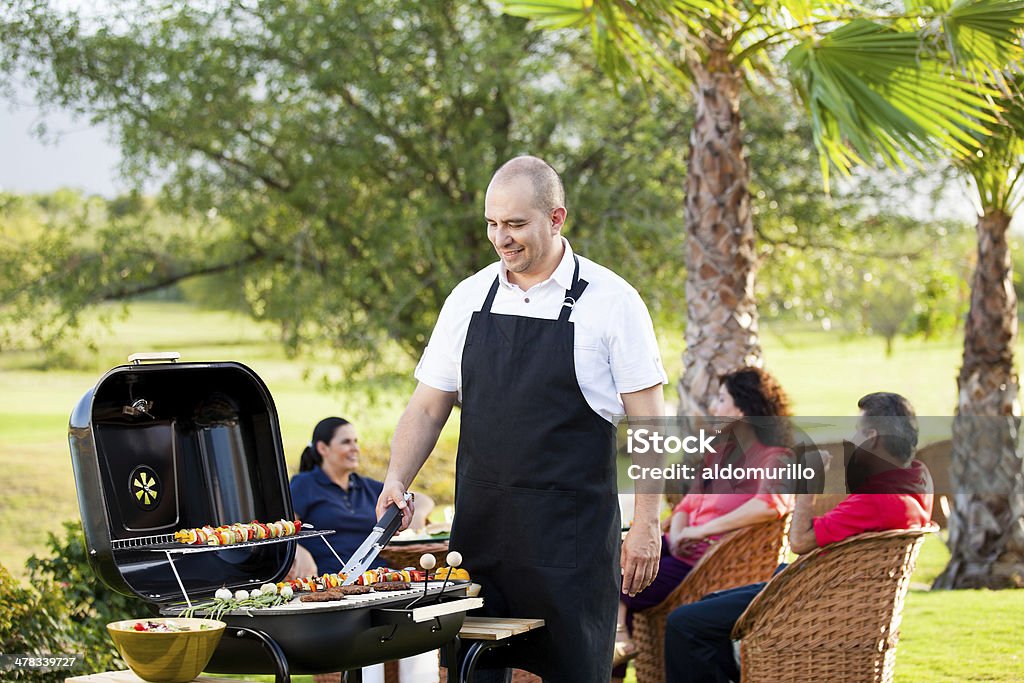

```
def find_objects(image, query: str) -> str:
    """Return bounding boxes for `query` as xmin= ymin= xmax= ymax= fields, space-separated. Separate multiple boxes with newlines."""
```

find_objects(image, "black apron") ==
xmin=449 ymin=256 xmax=619 ymax=681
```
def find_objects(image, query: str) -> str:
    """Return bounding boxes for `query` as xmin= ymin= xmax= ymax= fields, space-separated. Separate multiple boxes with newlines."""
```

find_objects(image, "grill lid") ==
xmin=69 ymin=355 xmax=297 ymax=604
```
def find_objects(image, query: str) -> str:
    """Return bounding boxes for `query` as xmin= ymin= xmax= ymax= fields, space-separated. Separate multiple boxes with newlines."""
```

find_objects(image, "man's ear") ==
xmin=550 ymin=206 xmax=567 ymax=234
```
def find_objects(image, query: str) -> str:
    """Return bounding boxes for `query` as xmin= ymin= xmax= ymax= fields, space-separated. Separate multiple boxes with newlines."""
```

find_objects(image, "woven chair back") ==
xmin=732 ymin=524 xmax=938 ymax=683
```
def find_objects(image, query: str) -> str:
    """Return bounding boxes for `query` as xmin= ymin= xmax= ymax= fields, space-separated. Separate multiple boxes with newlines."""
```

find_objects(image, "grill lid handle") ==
xmin=128 ymin=352 xmax=182 ymax=365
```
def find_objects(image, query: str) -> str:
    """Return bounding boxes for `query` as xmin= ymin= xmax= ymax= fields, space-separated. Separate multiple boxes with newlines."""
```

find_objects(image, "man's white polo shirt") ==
xmin=415 ymin=238 xmax=667 ymax=424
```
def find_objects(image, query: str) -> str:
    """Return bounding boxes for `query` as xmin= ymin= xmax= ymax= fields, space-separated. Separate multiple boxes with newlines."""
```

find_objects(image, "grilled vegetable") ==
xmin=173 ymin=519 xmax=302 ymax=546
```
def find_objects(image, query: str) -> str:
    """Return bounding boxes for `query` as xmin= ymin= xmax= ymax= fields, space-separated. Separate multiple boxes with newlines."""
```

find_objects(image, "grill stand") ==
xmin=441 ymin=637 xmax=513 ymax=683
xmin=229 ymin=626 xmax=369 ymax=683
xmin=233 ymin=626 xmax=291 ymax=683
xmin=440 ymin=617 xmax=547 ymax=683
xmin=229 ymin=626 xmax=375 ymax=683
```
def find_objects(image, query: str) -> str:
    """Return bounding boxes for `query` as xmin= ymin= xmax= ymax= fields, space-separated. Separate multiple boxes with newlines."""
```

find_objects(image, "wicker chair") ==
xmin=631 ymin=513 xmax=792 ymax=683
xmin=732 ymin=524 xmax=938 ymax=683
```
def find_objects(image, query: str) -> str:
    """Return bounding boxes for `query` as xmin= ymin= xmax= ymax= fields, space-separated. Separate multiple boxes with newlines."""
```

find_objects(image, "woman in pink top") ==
xmin=612 ymin=368 xmax=796 ymax=680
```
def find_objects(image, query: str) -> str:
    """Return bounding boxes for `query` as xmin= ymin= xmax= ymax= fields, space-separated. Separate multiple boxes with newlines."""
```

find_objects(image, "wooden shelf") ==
xmin=458 ymin=616 xmax=545 ymax=641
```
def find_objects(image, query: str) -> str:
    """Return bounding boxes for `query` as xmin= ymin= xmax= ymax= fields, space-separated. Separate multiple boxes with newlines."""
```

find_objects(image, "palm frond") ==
xmin=503 ymin=0 xmax=736 ymax=87
xmin=502 ymin=0 xmax=596 ymax=29
xmin=787 ymin=18 xmax=1002 ymax=187
xmin=904 ymin=0 xmax=954 ymax=11
xmin=772 ymin=0 xmax=846 ymax=24
xmin=938 ymin=0 xmax=1024 ymax=83
xmin=960 ymin=76 xmax=1024 ymax=211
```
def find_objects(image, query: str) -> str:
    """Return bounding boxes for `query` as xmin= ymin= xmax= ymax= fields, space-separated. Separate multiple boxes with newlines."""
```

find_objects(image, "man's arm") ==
xmin=377 ymin=382 xmax=457 ymax=527
xmin=620 ymin=384 xmax=665 ymax=596
xmin=789 ymin=494 xmax=819 ymax=555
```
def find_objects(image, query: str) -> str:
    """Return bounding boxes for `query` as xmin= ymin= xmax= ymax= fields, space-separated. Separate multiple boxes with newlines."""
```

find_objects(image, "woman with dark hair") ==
xmin=612 ymin=367 xmax=795 ymax=680
xmin=287 ymin=417 xmax=433 ymax=580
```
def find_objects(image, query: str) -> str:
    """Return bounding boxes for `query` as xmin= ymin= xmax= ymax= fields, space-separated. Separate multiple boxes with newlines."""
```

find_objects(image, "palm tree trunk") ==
xmin=678 ymin=51 xmax=762 ymax=415
xmin=935 ymin=209 xmax=1024 ymax=589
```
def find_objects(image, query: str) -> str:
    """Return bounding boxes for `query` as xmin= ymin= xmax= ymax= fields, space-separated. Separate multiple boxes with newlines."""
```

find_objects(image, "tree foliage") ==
xmin=745 ymin=88 xmax=974 ymax=350
xmin=504 ymin=0 xmax=1024 ymax=187
xmin=0 ymin=0 xmax=690 ymax=371
xmin=0 ymin=1 xmax=991 ymax=375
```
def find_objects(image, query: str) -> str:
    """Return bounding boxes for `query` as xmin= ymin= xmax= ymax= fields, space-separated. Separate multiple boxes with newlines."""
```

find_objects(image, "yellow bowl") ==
xmin=107 ymin=617 xmax=226 ymax=683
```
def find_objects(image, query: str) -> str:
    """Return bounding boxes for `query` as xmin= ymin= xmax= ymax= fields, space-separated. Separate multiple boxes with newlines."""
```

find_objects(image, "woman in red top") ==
xmin=612 ymin=368 xmax=796 ymax=680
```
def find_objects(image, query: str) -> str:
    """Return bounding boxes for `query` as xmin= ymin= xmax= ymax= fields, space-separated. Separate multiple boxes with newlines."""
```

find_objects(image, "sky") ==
xmin=1 ymin=80 xmax=126 ymax=197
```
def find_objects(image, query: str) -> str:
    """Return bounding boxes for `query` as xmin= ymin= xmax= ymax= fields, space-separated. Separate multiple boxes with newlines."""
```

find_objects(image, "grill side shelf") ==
xmin=111 ymin=528 xmax=333 ymax=553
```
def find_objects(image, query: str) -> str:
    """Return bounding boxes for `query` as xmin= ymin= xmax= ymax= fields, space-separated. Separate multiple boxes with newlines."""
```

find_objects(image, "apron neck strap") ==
xmin=481 ymin=276 xmax=501 ymax=313
xmin=480 ymin=256 xmax=589 ymax=320
xmin=558 ymin=256 xmax=588 ymax=322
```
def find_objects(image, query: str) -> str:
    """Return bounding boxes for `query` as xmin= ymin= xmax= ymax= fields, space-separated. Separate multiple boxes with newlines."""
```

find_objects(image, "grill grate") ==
xmin=111 ymin=533 xmax=175 ymax=550
xmin=111 ymin=528 xmax=333 ymax=553
xmin=161 ymin=581 xmax=474 ymax=615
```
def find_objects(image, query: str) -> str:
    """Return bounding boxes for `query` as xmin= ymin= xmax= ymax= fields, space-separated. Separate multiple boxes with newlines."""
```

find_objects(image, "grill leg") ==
xmin=460 ymin=641 xmax=510 ymax=683
xmin=231 ymin=626 xmax=291 ymax=683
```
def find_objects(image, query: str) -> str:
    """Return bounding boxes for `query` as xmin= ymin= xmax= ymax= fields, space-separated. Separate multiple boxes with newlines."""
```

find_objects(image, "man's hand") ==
xmin=621 ymin=519 xmax=660 ymax=597
xmin=376 ymin=480 xmax=415 ymax=531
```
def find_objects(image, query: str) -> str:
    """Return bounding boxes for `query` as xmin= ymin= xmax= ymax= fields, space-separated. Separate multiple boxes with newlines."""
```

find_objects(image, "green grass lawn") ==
xmin=895 ymin=536 xmax=1024 ymax=681
xmin=656 ymin=323 xmax=982 ymax=417
xmin=2 ymin=301 xmax=1022 ymax=681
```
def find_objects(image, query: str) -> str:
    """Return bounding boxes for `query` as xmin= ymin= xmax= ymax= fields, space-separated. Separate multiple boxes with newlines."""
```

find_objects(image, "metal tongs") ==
xmin=340 ymin=492 xmax=412 ymax=585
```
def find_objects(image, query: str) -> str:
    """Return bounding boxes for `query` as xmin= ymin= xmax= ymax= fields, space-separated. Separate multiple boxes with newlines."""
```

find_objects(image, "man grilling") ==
xmin=377 ymin=155 xmax=667 ymax=682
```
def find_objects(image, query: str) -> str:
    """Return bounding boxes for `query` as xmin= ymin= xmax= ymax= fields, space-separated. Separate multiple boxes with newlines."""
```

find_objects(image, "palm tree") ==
xmin=935 ymin=79 xmax=1024 ymax=589
xmin=504 ymin=0 xmax=1023 ymax=417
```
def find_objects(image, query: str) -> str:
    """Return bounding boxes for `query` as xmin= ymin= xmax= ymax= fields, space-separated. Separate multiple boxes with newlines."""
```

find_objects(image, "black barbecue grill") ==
xmin=69 ymin=353 xmax=481 ymax=682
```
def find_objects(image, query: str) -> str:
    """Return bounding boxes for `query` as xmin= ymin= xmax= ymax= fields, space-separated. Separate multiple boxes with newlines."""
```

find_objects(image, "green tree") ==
xmin=0 ymin=189 xmax=225 ymax=354
xmin=862 ymin=266 xmax=918 ymax=356
xmin=0 ymin=1 xmax=689 ymax=372
xmin=757 ymin=212 xmax=974 ymax=351
xmin=0 ymin=563 xmax=72 ymax=682
xmin=504 ymin=0 xmax=1023 ymax=415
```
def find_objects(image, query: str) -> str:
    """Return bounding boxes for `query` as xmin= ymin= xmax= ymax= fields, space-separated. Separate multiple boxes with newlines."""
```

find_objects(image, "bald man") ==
xmin=378 ymin=156 xmax=667 ymax=682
